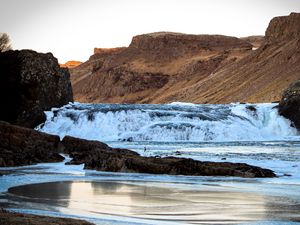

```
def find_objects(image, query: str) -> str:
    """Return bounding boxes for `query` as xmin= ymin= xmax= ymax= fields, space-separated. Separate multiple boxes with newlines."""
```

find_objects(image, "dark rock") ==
xmin=246 ymin=105 xmax=257 ymax=112
xmin=283 ymin=173 xmax=292 ymax=177
xmin=0 ymin=208 xmax=94 ymax=225
xmin=0 ymin=121 xmax=64 ymax=167
xmin=175 ymin=151 xmax=182 ymax=155
xmin=62 ymin=136 xmax=276 ymax=178
xmin=61 ymin=135 xmax=139 ymax=165
xmin=278 ymin=80 xmax=300 ymax=130
xmin=0 ymin=50 xmax=73 ymax=128
xmin=0 ymin=122 xmax=276 ymax=178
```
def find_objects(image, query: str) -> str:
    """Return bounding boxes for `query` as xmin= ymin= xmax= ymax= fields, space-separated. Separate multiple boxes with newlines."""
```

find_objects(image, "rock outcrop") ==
xmin=278 ymin=80 xmax=300 ymax=130
xmin=70 ymin=13 xmax=300 ymax=104
xmin=265 ymin=12 xmax=300 ymax=43
xmin=0 ymin=121 xmax=63 ymax=167
xmin=61 ymin=136 xmax=275 ymax=178
xmin=93 ymin=47 xmax=126 ymax=55
xmin=0 ymin=122 xmax=276 ymax=178
xmin=0 ymin=50 xmax=73 ymax=128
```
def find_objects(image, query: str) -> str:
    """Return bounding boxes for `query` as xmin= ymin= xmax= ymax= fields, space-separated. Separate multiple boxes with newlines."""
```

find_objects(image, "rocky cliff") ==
xmin=71 ymin=33 xmax=252 ymax=103
xmin=0 ymin=50 xmax=73 ymax=128
xmin=265 ymin=12 xmax=300 ymax=43
xmin=177 ymin=12 xmax=300 ymax=103
xmin=70 ymin=13 xmax=300 ymax=104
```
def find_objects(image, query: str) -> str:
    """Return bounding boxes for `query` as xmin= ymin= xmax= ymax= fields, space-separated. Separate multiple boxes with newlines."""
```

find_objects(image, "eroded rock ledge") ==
xmin=0 ymin=121 xmax=275 ymax=178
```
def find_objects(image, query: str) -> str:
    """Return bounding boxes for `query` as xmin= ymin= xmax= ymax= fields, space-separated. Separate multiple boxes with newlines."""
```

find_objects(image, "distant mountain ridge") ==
xmin=60 ymin=60 xmax=82 ymax=68
xmin=70 ymin=12 xmax=300 ymax=103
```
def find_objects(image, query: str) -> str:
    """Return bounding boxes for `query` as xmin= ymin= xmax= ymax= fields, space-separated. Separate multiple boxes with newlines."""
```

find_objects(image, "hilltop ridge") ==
xmin=70 ymin=13 xmax=300 ymax=104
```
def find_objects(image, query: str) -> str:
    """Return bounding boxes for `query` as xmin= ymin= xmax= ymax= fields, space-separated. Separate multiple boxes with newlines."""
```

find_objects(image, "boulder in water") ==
xmin=278 ymin=80 xmax=300 ymax=130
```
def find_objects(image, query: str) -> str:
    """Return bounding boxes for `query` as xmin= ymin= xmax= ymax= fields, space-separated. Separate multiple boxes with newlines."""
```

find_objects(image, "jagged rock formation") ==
xmin=0 ymin=121 xmax=275 ymax=178
xmin=0 ymin=50 xmax=73 ymax=128
xmin=70 ymin=13 xmax=300 ymax=104
xmin=278 ymin=80 xmax=300 ymax=130
xmin=71 ymin=33 xmax=252 ymax=103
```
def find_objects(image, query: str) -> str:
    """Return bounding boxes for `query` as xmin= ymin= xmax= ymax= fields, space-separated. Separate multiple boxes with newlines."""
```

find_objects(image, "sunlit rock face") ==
xmin=265 ymin=12 xmax=300 ymax=43
xmin=60 ymin=60 xmax=82 ymax=68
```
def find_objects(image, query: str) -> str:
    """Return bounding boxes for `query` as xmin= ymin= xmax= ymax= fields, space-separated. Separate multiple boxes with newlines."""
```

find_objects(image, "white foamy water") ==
xmin=37 ymin=102 xmax=298 ymax=142
xmin=1 ymin=102 xmax=300 ymax=224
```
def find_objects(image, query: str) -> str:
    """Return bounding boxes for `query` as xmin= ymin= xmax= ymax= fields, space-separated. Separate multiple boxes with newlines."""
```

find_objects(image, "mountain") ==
xmin=70 ymin=13 xmax=300 ymax=104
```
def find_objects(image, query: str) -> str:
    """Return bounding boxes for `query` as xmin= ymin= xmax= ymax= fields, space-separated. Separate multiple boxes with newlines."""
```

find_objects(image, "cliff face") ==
xmin=265 ymin=13 xmax=300 ymax=43
xmin=176 ymin=12 xmax=300 ymax=103
xmin=0 ymin=50 xmax=73 ymax=128
xmin=71 ymin=33 xmax=252 ymax=103
xmin=70 ymin=13 xmax=300 ymax=104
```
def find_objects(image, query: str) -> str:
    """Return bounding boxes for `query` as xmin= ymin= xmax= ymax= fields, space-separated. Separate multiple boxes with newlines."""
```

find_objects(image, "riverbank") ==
xmin=0 ymin=209 xmax=94 ymax=225
xmin=0 ymin=149 xmax=299 ymax=224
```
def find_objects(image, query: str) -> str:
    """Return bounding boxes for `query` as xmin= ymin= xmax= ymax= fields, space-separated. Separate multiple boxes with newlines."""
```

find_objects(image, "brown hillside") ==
xmin=71 ymin=33 xmax=253 ymax=103
xmin=170 ymin=12 xmax=300 ymax=103
xmin=240 ymin=36 xmax=264 ymax=49
xmin=71 ymin=13 xmax=300 ymax=104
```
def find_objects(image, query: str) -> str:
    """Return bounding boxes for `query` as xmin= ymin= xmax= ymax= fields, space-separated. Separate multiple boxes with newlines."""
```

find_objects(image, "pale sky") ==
xmin=1 ymin=0 xmax=300 ymax=63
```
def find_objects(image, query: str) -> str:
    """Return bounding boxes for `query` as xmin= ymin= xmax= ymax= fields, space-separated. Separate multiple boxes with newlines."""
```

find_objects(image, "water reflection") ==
xmin=7 ymin=181 xmax=274 ymax=223
xmin=8 ymin=181 xmax=72 ymax=207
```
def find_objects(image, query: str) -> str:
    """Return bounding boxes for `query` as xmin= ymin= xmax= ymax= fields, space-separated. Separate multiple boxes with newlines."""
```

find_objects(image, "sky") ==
xmin=1 ymin=0 xmax=300 ymax=63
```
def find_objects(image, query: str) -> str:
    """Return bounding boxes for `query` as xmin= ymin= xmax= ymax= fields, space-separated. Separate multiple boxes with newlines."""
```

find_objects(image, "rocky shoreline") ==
xmin=0 ymin=209 xmax=94 ymax=225
xmin=0 ymin=121 xmax=275 ymax=178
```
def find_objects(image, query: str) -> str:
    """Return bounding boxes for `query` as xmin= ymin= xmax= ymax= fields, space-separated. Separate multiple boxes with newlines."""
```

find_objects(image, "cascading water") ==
xmin=4 ymin=102 xmax=300 ymax=224
xmin=37 ymin=102 xmax=298 ymax=142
